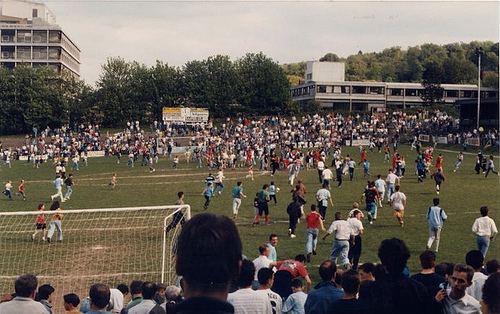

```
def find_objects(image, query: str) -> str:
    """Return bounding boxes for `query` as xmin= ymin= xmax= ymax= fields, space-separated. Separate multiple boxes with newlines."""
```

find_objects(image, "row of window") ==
xmin=0 ymin=47 xmax=61 ymax=60
xmin=0 ymin=30 xmax=62 ymax=44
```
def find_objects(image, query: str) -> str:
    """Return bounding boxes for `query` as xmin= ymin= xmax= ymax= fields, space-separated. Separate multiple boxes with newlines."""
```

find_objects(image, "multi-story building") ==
xmin=0 ymin=0 xmax=80 ymax=78
xmin=291 ymin=61 xmax=498 ymax=112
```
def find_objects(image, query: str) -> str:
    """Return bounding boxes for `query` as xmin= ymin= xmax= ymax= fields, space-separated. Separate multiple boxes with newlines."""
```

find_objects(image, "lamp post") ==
xmin=475 ymin=47 xmax=483 ymax=130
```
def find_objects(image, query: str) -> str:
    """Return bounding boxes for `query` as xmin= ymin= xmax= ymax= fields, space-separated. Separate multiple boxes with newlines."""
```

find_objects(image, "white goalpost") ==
xmin=0 ymin=204 xmax=190 ymax=313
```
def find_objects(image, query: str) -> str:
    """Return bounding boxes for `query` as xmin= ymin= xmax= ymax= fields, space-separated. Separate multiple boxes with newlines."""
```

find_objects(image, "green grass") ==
xmin=0 ymin=145 xmax=498 ymax=291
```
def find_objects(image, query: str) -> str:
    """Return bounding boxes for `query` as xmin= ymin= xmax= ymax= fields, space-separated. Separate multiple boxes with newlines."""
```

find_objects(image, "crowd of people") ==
xmin=0 ymin=213 xmax=498 ymax=314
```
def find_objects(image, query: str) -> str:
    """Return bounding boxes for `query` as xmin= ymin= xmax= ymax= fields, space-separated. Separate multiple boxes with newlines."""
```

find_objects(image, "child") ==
xmin=109 ymin=173 xmax=117 ymax=190
xmin=268 ymin=181 xmax=280 ymax=205
xmin=282 ymin=279 xmax=307 ymax=314
xmin=47 ymin=201 xmax=63 ymax=243
xmin=453 ymin=152 xmax=464 ymax=173
xmin=32 ymin=203 xmax=47 ymax=241
xmin=202 ymin=182 xmax=214 ymax=210
xmin=17 ymin=179 xmax=26 ymax=200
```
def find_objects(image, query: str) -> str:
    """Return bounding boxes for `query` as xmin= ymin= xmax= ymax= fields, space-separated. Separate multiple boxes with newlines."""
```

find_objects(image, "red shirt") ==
xmin=306 ymin=211 xmax=322 ymax=229
xmin=18 ymin=183 xmax=25 ymax=193
xmin=276 ymin=260 xmax=309 ymax=278
xmin=35 ymin=213 xmax=46 ymax=224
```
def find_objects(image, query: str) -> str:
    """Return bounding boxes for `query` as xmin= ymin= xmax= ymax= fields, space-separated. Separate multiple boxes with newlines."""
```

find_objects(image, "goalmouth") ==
xmin=0 ymin=204 xmax=191 ymax=313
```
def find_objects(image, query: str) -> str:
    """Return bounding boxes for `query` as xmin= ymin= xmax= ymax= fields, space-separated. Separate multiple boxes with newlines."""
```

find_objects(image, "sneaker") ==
xmin=47 ymin=237 xmax=51 ymax=243
xmin=42 ymin=237 xmax=46 ymax=241
xmin=288 ymin=228 xmax=292 ymax=236
xmin=290 ymin=234 xmax=296 ymax=238
xmin=313 ymin=250 xmax=317 ymax=255
xmin=369 ymin=221 xmax=373 ymax=225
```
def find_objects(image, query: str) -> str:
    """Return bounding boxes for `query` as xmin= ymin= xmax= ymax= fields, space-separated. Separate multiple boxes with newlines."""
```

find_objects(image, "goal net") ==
xmin=0 ymin=205 xmax=190 ymax=313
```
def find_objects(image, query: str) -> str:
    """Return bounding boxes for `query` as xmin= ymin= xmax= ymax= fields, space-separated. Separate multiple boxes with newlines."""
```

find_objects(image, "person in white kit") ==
xmin=322 ymin=167 xmax=334 ymax=189
xmin=323 ymin=211 xmax=353 ymax=268
xmin=385 ymin=169 xmax=399 ymax=203
xmin=374 ymin=174 xmax=386 ymax=207
xmin=252 ymin=244 xmax=276 ymax=289
xmin=317 ymin=159 xmax=325 ymax=184
xmin=426 ymin=197 xmax=447 ymax=252
xmin=50 ymin=175 xmax=65 ymax=202
xmin=472 ymin=206 xmax=498 ymax=257
xmin=390 ymin=185 xmax=407 ymax=227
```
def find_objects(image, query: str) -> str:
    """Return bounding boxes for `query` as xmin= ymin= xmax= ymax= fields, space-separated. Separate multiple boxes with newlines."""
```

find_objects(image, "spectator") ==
xmin=282 ymin=279 xmax=307 ymax=314
xmin=109 ymin=283 xmax=128 ymax=314
xmin=175 ymin=213 xmax=242 ymax=313
xmin=227 ymin=259 xmax=271 ymax=313
xmin=257 ymin=268 xmax=282 ymax=314
xmin=128 ymin=282 xmax=165 ymax=314
xmin=124 ymin=280 xmax=144 ymax=312
xmin=267 ymin=234 xmax=279 ymax=262
xmin=329 ymin=269 xmax=368 ymax=314
xmin=0 ymin=274 xmax=49 ymax=314
xmin=481 ymin=272 xmax=500 ymax=314
xmin=63 ymin=293 xmax=80 ymax=314
xmin=472 ymin=206 xmax=498 ymax=258
xmin=435 ymin=262 xmax=455 ymax=280
xmin=485 ymin=259 xmax=499 ymax=275
xmin=465 ymin=250 xmax=488 ymax=301
xmin=360 ymin=238 xmax=429 ymax=314
xmin=87 ymin=283 xmax=111 ymax=314
xmin=358 ymin=263 xmax=375 ymax=282
xmin=162 ymin=285 xmax=182 ymax=314
xmin=252 ymin=244 xmax=275 ymax=289
xmin=36 ymin=284 xmax=55 ymax=314
xmin=276 ymin=255 xmax=312 ymax=291
xmin=411 ymin=251 xmax=445 ymax=314
xmin=435 ymin=264 xmax=481 ymax=314
xmin=304 ymin=260 xmax=343 ymax=314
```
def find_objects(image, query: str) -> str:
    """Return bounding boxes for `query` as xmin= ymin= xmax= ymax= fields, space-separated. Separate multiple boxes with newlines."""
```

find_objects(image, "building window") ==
xmin=317 ymin=85 xmax=327 ymax=93
xmin=352 ymin=86 xmax=367 ymax=94
xmin=369 ymin=87 xmax=384 ymax=94
xmin=445 ymin=90 xmax=458 ymax=97
xmin=306 ymin=73 xmax=312 ymax=80
xmin=32 ymin=9 xmax=38 ymax=18
xmin=405 ymin=89 xmax=422 ymax=97
xmin=390 ymin=88 xmax=403 ymax=96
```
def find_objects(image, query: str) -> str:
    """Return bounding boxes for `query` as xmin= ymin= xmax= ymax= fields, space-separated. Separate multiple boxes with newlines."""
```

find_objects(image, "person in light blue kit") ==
xmin=268 ymin=181 xmax=279 ymax=205
xmin=363 ymin=160 xmax=370 ymax=177
xmin=202 ymin=182 xmax=215 ymax=210
xmin=426 ymin=197 xmax=447 ymax=252
xmin=267 ymin=234 xmax=278 ymax=262
xmin=282 ymin=279 xmax=307 ymax=314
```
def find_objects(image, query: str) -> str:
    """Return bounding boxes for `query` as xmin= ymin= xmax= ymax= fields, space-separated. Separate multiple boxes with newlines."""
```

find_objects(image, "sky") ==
xmin=42 ymin=0 xmax=499 ymax=85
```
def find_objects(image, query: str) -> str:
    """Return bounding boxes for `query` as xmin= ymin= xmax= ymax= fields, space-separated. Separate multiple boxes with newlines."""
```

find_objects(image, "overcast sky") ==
xmin=44 ymin=0 xmax=499 ymax=85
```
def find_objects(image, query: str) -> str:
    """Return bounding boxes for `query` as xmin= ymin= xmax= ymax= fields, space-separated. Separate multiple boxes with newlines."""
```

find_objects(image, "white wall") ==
xmin=305 ymin=61 xmax=345 ymax=82
xmin=0 ymin=0 xmax=56 ymax=24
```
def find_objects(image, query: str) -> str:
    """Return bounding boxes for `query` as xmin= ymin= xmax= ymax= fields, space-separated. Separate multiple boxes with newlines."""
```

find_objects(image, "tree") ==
xmin=319 ymin=53 xmax=341 ymax=62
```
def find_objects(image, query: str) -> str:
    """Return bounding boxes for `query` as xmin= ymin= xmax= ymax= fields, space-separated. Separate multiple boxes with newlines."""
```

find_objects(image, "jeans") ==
xmin=331 ymin=239 xmax=350 ymax=266
xmin=288 ymin=215 xmax=299 ymax=234
xmin=47 ymin=220 xmax=63 ymax=241
xmin=348 ymin=235 xmax=362 ymax=270
xmin=232 ymin=198 xmax=241 ymax=215
xmin=477 ymin=236 xmax=490 ymax=257
xmin=387 ymin=184 xmax=395 ymax=201
xmin=427 ymin=226 xmax=442 ymax=252
xmin=306 ymin=228 xmax=319 ymax=254
xmin=366 ymin=202 xmax=377 ymax=221
xmin=318 ymin=204 xmax=327 ymax=220
xmin=65 ymin=186 xmax=73 ymax=199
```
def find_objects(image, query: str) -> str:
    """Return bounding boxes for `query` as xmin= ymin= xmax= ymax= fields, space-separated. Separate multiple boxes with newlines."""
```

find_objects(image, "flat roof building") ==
xmin=291 ymin=61 xmax=498 ymax=112
xmin=0 ymin=0 xmax=80 ymax=78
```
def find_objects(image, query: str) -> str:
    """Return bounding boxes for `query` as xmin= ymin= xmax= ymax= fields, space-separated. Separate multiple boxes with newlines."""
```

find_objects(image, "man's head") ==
xmin=141 ymin=282 xmax=157 ymax=300
xmin=237 ymin=181 xmax=242 ymax=187
xmin=480 ymin=206 xmax=489 ymax=217
xmin=258 ymin=244 xmax=270 ymax=257
xmin=486 ymin=259 xmax=499 ymax=275
xmin=395 ymin=185 xmax=401 ymax=192
xmin=129 ymin=280 xmax=143 ymax=297
xmin=63 ymin=293 xmax=80 ymax=311
xmin=176 ymin=213 xmax=242 ymax=295
xmin=14 ymin=274 xmax=38 ymax=298
xmin=433 ymin=198 xmax=440 ymax=206
xmin=341 ymin=270 xmax=360 ymax=296
xmin=36 ymin=284 xmax=54 ymax=302
xmin=435 ymin=262 xmax=455 ymax=279
xmin=290 ymin=278 xmax=303 ymax=293
xmin=116 ymin=283 xmax=129 ymax=296
xmin=237 ymin=260 xmax=255 ymax=289
xmin=319 ymin=260 xmax=337 ymax=282
xmin=268 ymin=234 xmax=278 ymax=247
xmin=419 ymin=250 xmax=437 ymax=270
xmin=378 ymin=238 xmax=410 ymax=275
xmin=294 ymin=255 xmax=306 ymax=263
xmin=465 ymin=250 xmax=484 ymax=271
xmin=262 ymin=184 xmax=269 ymax=190
xmin=89 ymin=283 xmax=110 ymax=310
xmin=257 ymin=268 xmax=274 ymax=288
xmin=334 ymin=212 xmax=342 ymax=221
xmin=358 ymin=263 xmax=375 ymax=282
xmin=310 ymin=204 xmax=317 ymax=212
xmin=177 ymin=191 xmax=184 ymax=199
xmin=448 ymin=264 xmax=474 ymax=295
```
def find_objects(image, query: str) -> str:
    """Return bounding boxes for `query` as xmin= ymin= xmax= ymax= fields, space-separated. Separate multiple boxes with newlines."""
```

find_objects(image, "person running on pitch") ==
xmin=431 ymin=168 xmax=445 ymax=195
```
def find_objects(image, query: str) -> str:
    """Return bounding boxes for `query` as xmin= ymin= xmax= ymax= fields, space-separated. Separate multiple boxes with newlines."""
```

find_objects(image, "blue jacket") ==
xmin=304 ymin=281 xmax=343 ymax=314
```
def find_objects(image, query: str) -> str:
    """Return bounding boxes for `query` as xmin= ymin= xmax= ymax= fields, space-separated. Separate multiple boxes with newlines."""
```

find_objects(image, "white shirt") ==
xmin=390 ymin=191 xmax=407 ymax=210
xmin=327 ymin=220 xmax=353 ymax=240
xmin=257 ymin=289 xmax=283 ymax=314
xmin=253 ymin=255 xmax=273 ymax=281
xmin=374 ymin=178 xmax=386 ymax=192
xmin=0 ymin=297 xmax=49 ymax=314
xmin=442 ymin=293 xmax=481 ymax=314
xmin=386 ymin=173 xmax=398 ymax=185
xmin=128 ymin=299 xmax=157 ymax=314
xmin=466 ymin=271 xmax=488 ymax=302
xmin=109 ymin=288 xmax=124 ymax=313
xmin=322 ymin=169 xmax=333 ymax=180
xmin=317 ymin=161 xmax=325 ymax=171
xmin=472 ymin=216 xmax=498 ymax=237
xmin=347 ymin=217 xmax=364 ymax=236
xmin=228 ymin=288 xmax=272 ymax=314
xmin=316 ymin=188 xmax=331 ymax=207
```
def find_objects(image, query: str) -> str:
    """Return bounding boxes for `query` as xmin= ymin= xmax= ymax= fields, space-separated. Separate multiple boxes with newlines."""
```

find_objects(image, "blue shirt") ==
xmin=204 ymin=186 xmax=214 ymax=198
xmin=283 ymin=291 xmax=307 ymax=314
xmin=427 ymin=206 xmax=447 ymax=229
xmin=304 ymin=282 xmax=343 ymax=314
xmin=267 ymin=243 xmax=277 ymax=262
xmin=232 ymin=186 xmax=243 ymax=199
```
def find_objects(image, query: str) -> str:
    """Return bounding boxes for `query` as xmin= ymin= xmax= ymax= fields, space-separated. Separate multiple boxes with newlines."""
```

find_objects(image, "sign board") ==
xmin=86 ymin=151 xmax=106 ymax=158
xmin=162 ymin=107 xmax=209 ymax=124
xmin=436 ymin=137 xmax=448 ymax=144
xmin=418 ymin=134 xmax=430 ymax=142
xmin=351 ymin=139 xmax=370 ymax=147
xmin=465 ymin=138 xmax=480 ymax=146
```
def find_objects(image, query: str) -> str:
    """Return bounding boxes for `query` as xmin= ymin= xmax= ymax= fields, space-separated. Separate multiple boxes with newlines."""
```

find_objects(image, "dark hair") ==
xmin=237 ymin=259 xmax=255 ymax=288
xmin=435 ymin=262 xmax=455 ymax=278
xmin=358 ymin=262 xmax=375 ymax=274
xmin=141 ymin=282 xmax=157 ymax=300
xmin=269 ymin=234 xmax=278 ymax=241
xmin=116 ymin=283 xmax=129 ymax=295
xmin=341 ymin=270 xmax=360 ymax=295
xmin=310 ymin=204 xmax=317 ymax=212
xmin=480 ymin=206 xmax=489 ymax=217
xmin=486 ymin=259 xmax=500 ymax=275
xmin=63 ymin=293 xmax=80 ymax=307
xmin=49 ymin=201 xmax=60 ymax=211
xmin=322 ymin=182 xmax=328 ymax=188
xmin=257 ymin=268 xmax=274 ymax=285
xmin=482 ymin=272 xmax=500 ymax=313
xmin=262 ymin=184 xmax=269 ymax=189
xmin=36 ymin=284 xmax=54 ymax=301
xmin=290 ymin=278 xmax=303 ymax=289
xmin=177 ymin=192 xmax=184 ymax=198
xmin=129 ymin=280 xmax=144 ymax=295
xmin=377 ymin=174 xmax=381 ymax=179
xmin=465 ymin=250 xmax=484 ymax=270
xmin=37 ymin=203 xmax=44 ymax=210
xmin=270 ymin=181 xmax=274 ymax=185
xmin=89 ymin=283 xmax=110 ymax=310
xmin=378 ymin=238 xmax=410 ymax=275
xmin=294 ymin=254 xmax=306 ymax=263
xmin=373 ymin=264 xmax=387 ymax=280
xmin=237 ymin=181 xmax=242 ymax=186
xmin=395 ymin=185 xmax=400 ymax=192
xmin=419 ymin=250 xmax=437 ymax=269
xmin=176 ymin=213 xmax=242 ymax=293
xmin=433 ymin=198 xmax=440 ymax=206
xmin=319 ymin=260 xmax=337 ymax=282
xmin=14 ymin=274 xmax=38 ymax=297
xmin=454 ymin=264 xmax=475 ymax=284
xmin=258 ymin=244 xmax=269 ymax=255
xmin=334 ymin=212 xmax=342 ymax=220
